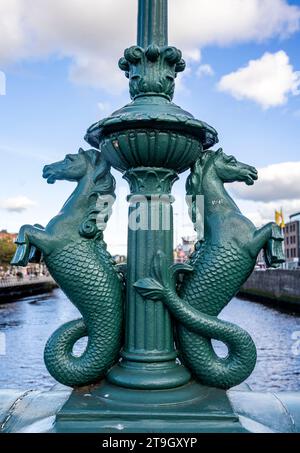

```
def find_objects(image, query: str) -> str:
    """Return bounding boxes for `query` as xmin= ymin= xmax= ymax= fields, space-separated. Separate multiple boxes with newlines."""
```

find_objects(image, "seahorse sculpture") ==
xmin=11 ymin=149 xmax=123 ymax=387
xmin=135 ymin=149 xmax=285 ymax=389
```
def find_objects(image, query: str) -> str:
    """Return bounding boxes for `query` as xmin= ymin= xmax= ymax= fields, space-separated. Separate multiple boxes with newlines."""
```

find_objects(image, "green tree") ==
xmin=0 ymin=238 xmax=16 ymax=270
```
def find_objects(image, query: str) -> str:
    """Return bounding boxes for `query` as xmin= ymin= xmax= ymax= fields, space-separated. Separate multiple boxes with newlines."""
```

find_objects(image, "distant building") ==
xmin=174 ymin=236 xmax=196 ymax=263
xmin=283 ymin=213 xmax=300 ymax=269
xmin=0 ymin=230 xmax=17 ymax=242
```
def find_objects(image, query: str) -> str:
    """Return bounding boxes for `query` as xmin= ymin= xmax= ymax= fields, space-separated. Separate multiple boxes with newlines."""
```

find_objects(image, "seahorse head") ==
xmin=186 ymin=148 xmax=258 ymax=197
xmin=43 ymin=149 xmax=116 ymax=239
xmin=186 ymin=149 xmax=258 ymax=232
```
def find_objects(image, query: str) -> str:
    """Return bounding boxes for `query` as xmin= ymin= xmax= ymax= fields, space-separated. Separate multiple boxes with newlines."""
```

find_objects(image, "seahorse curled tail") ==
xmin=134 ymin=251 xmax=257 ymax=389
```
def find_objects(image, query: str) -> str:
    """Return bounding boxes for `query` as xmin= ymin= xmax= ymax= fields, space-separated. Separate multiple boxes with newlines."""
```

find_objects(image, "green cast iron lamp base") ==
xmin=53 ymin=380 xmax=247 ymax=433
xmin=2 ymin=382 xmax=300 ymax=433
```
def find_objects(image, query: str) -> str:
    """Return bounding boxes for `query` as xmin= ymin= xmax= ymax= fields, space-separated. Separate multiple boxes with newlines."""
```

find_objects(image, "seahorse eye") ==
xmin=227 ymin=156 xmax=237 ymax=165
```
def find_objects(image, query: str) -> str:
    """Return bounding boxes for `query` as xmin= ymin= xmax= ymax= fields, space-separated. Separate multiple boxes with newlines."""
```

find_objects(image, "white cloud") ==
xmin=170 ymin=0 xmax=300 ymax=48
xmin=196 ymin=64 xmax=214 ymax=78
xmin=177 ymin=52 xmax=214 ymax=91
xmin=236 ymin=198 xmax=300 ymax=227
xmin=0 ymin=0 xmax=27 ymax=64
xmin=228 ymin=160 xmax=300 ymax=226
xmin=184 ymin=49 xmax=202 ymax=63
xmin=230 ymin=161 xmax=300 ymax=202
xmin=69 ymin=55 xmax=127 ymax=94
xmin=0 ymin=0 xmax=137 ymax=92
xmin=0 ymin=196 xmax=37 ymax=213
xmin=0 ymin=1 xmax=299 ymax=93
xmin=218 ymin=51 xmax=300 ymax=108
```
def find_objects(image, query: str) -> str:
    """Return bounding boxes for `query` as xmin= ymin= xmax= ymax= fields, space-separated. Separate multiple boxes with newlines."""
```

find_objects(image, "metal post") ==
xmin=107 ymin=169 xmax=191 ymax=388
xmin=137 ymin=0 xmax=168 ymax=47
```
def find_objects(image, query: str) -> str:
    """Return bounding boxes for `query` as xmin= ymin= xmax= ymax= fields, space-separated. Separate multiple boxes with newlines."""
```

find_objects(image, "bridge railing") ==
xmin=0 ymin=275 xmax=55 ymax=288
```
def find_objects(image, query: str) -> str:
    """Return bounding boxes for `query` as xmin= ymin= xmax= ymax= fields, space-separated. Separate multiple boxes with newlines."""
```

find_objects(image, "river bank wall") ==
xmin=0 ymin=277 xmax=57 ymax=303
xmin=239 ymin=270 xmax=300 ymax=312
xmin=1 ymin=270 xmax=300 ymax=311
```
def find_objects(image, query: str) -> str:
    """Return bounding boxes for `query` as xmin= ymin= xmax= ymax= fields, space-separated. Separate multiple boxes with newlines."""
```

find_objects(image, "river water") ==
xmin=0 ymin=289 xmax=299 ymax=392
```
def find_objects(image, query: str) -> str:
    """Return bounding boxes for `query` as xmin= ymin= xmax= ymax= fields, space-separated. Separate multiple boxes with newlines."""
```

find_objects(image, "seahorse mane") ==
xmin=186 ymin=149 xmax=217 ymax=196
xmin=184 ymin=150 xmax=216 ymax=230
xmin=79 ymin=149 xmax=116 ymax=239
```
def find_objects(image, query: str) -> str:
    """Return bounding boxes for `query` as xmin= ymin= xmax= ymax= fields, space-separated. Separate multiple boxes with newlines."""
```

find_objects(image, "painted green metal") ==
xmin=54 ymin=381 xmax=247 ymax=433
xmin=84 ymin=0 xmax=217 ymax=390
xmin=135 ymin=150 xmax=285 ymax=389
xmin=107 ymin=167 xmax=191 ymax=389
xmin=6 ymin=0 xmax=300 ymax=433
xmin=11 ymin=150 xmax=124 ymax=387
xmin=87 ymin=98 xmax=217 ymax=172
xmin=137 ymin=0 xmax=168 ymax=48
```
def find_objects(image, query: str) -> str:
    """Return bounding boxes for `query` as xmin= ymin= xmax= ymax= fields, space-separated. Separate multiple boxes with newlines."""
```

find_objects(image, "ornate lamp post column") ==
xmin=86 ymin=0 xmax=217 ymax=389
xmin=108 ymin=168 xmax=188 ymax=389
xmin=106 ymin=0 xmax=190 ymax=389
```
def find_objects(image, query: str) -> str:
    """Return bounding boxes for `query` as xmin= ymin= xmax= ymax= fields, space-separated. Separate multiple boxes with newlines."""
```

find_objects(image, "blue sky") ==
xmin=0 ymin=0 xmax=300 ymax=255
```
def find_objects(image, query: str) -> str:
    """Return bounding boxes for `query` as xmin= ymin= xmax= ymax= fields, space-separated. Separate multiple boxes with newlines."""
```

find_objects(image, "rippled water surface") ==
xmin=0 ymin=289 xmax=299 ymax=391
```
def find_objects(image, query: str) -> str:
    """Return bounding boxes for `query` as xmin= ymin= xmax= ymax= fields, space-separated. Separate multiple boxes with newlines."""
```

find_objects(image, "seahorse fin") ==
xmin=135 ymin=251 xmax=190 ymax=300
xmin=134 ymin=251 xmax=173 ymax=300
xmin=134 ymin=278 xmax=165 ymax=301
xmin=150 ymin=250 xmax=172 ymax=287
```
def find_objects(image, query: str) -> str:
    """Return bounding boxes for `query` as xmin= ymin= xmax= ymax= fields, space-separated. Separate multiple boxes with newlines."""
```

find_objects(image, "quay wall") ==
xmin=239 ymin=270 xmax=300 ymax=312
xmin=0 ymin=277 xmax=57 ymax=303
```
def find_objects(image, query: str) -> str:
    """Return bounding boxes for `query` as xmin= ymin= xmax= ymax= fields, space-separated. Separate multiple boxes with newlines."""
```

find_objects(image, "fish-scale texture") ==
xmin=181 ymin=243 xmax=254 ymax=315
xmin=174 ymin=242 xmax=257 ymax=389
xmin=44 ymin=238 xmax=123 ymax=387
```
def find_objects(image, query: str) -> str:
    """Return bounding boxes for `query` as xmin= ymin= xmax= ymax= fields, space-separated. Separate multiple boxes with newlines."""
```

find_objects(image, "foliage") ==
xmin=0 ymin=238 xmax=16 ymax=270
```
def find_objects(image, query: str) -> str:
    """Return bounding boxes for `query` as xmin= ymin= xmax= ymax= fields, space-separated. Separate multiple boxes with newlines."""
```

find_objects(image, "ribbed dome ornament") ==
xmin=85 ymin=0 xmax=218 ymax=166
